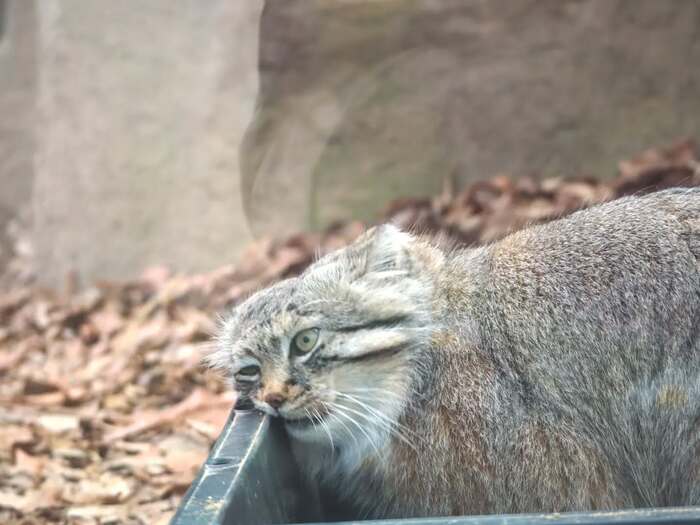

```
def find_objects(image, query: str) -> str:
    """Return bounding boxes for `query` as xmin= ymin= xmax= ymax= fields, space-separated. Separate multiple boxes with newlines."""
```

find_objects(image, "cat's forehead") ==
xmin=235 ymin=251 xmax=348 ymax=324
xmin=238 ymin=278 xmax=298 ymax=323
xmin=223 ymin=245 xmax=358 ymax=352
xmin=222 ymin=280 xmax=293 ymax=356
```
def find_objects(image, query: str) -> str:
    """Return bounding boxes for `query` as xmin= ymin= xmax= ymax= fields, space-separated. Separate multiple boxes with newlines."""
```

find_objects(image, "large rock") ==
xmin=242 ymin=0 xmax=700 ymax=237
xmin=0 ymin=0 xmax=35 ymax=271
xmin=32 ymin=1 xmax=261 ymax=286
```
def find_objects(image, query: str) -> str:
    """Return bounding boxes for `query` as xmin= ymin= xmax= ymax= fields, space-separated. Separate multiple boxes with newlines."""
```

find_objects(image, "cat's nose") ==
xmin=264 ymin=392 xmax=286 ymax=409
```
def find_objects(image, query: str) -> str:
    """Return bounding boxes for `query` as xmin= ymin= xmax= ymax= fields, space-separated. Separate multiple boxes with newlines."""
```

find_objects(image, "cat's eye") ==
xmin=292 ymin=328 xmax=320 ymax=355
xmin=235 ymin=364 xmax=260 ymax=380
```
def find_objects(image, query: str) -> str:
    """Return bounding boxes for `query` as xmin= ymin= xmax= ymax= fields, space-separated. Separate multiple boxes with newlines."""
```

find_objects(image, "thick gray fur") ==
xmin=213 ymin=188 xmax=700 ymax=518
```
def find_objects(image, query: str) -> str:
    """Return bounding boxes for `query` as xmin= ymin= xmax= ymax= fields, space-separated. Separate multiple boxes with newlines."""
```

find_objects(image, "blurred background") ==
xmin=2 ymin=0 xmax=700 ymax=289
xmin=1 ymin=1 xmax=700 ymax=524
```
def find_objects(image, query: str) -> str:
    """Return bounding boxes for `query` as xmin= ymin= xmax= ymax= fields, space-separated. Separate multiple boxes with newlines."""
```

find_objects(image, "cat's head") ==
xmin=210 ymin=225 xmax=441 ymax=453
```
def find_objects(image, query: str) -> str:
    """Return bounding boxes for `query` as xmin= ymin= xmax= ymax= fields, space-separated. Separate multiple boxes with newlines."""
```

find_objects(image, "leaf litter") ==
xmin=0 ymin=140 xmax=698 ymax=524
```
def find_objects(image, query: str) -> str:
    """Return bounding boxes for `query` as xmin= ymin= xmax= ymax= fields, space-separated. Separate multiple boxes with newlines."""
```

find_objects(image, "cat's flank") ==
xmin=212 ymin=188 xmax=700 ymax=518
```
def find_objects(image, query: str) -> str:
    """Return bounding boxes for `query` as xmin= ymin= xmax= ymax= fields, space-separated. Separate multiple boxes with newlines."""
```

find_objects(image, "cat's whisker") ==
xmin=332 ymin=388 xmax=418 ymax=435
xmin=335 ymin=391 xmax=403 ymax=425
xmin=335 ymin=391 xmax=420 ymax=445
xmin=343 ymin=388 xmax=408 ymax=406
xmin=328 ymin=402 xmax=384 ymax=457
xmin=311 ymin=406 xmax=335 ymax=451
xmin=342 ymin=408 xmax=417 ymax=451
xmin=330 ymin=398 xmax=417 ymax=452
xmin=322 ymin=404 xmax=360 ymax=450
xmin=304 ymin=407 xmax=318 ymax=432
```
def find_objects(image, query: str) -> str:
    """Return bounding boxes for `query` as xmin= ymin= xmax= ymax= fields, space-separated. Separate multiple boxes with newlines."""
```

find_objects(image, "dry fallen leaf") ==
xmin=0 ymin=425 xmax=34 ymax=458
xmin=36 ymin=414 xmax=80 ymax=435
xmin=103 ymin=389 xmax=234 ymax=443
xmin=61 ymin=472 xmax=135 ymax=505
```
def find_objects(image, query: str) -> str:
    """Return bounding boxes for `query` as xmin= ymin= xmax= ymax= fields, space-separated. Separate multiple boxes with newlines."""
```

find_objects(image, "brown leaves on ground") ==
xmin=0 ymin=140 xmax=698 ymax=524
xmin=386 ymin=139 xmax=700 ymax=246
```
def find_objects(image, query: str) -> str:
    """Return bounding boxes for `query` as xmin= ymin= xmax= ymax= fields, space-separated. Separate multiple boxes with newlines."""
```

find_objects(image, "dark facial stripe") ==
xmin=335 ymin=315 xmax=410 ymax=333
xmin=319 ymin=342 xmax=407 ymax=365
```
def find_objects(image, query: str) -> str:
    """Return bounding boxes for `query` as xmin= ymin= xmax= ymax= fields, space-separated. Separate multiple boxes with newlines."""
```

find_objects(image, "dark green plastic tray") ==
xmin=171 ymin=409 xmax=700 ymax=525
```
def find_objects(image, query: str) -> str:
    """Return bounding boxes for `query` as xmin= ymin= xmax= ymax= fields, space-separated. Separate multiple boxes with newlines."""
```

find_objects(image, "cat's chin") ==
xmin=283 ymin=415 xmax=334 ymax=443
xmin=284 ymin=416 xmax=317 ymax=435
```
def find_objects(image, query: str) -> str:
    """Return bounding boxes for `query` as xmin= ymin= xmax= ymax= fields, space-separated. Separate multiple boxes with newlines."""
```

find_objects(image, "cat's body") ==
xmin=214 ymin=188 xmax=700 ymax=518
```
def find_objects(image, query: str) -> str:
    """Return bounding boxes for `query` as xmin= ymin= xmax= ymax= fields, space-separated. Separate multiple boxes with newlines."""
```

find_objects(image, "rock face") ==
xmin=242 ymin=0 xmax=700 ymax=236
xmin=32 ymin=1 xmax=261 ymax=286
xmin=34 ymin=0 xmax=260 ymax=282
xmin=0 ymin=0 xmax=35 ymax=272
xmin=1 ymin=0 xmax=700 ymax=287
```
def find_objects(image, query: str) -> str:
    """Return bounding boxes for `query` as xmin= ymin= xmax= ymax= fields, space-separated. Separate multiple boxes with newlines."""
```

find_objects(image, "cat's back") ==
xmin=482 ymin=187 xmax=700 ymax=309
xmin=439 ymin=187 xmax=700 ymax=411
xmin=423 ymin=188 xmax=700 ymax=510
xmin=447 ymin=187 xmax=700 ymax=347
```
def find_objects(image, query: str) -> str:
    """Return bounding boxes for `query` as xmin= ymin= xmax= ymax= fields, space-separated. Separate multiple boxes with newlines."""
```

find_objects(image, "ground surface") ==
xmin=0 ymin=141 xmax=698 ymax=524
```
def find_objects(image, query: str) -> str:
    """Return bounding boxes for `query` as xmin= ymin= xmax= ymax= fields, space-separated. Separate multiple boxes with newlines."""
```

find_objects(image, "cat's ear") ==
xmin=349 ymin=225 xmax=432 ymax=320
xmin=362 ymin=224 xmax=415 ymax=275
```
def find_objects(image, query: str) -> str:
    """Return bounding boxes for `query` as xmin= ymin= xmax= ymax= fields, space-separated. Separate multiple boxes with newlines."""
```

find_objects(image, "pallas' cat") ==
xmin=211 ymin=188 xmax=700 ymax=518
